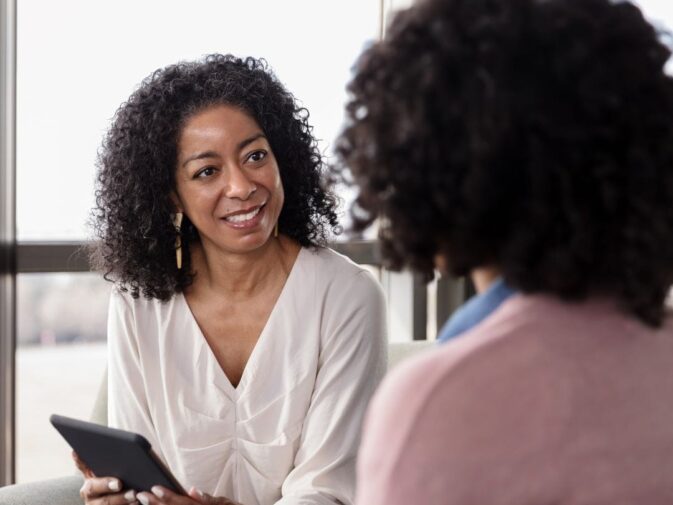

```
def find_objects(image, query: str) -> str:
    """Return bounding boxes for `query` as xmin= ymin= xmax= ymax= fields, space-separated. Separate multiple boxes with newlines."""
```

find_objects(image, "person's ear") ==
xmin=169 ymin=192 xmax=183 ymax=214
xmin=434 ymin=253 xmax=449 ymax=275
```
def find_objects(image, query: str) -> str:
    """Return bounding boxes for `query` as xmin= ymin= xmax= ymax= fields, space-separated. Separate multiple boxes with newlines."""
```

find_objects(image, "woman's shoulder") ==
xmin=370 ymin=293 xmax=673 ymax=444
xmin=358 ymin=296 xmax=590 ymax=488
xmin=301 ymin=246 xmax=384 ymax=300
xmin=109 ymin=285 xmax=181 ymax=318
xmin=303 ymin=245 xmax=372 ymax=274
xmin=362 ymin=295 xmax=673 ymax=503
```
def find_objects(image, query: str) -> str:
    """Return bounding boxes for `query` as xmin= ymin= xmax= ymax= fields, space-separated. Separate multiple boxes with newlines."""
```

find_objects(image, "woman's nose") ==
xmin=224 ymin=166 xmax=257 ymax=200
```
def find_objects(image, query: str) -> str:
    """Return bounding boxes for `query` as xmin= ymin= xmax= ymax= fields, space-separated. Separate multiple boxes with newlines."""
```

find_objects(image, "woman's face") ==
xmin=174 ymin=104 xmax=284 ymax=255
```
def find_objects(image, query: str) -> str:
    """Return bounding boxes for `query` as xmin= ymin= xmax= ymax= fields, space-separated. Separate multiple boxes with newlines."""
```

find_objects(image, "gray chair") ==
xmin=0 ymin=340 xmax=433 ymax=505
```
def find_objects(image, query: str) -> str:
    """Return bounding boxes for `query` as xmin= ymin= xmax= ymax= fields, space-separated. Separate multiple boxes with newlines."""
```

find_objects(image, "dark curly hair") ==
xmin=336 ymin=0 xmax=673 ymax=326
xmin=92 ymin=54 xmax=339 ymax=300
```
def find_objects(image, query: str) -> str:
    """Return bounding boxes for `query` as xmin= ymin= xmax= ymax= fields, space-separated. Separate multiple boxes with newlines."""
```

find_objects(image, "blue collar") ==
xmin=437 ymin=277 xmax=515 ymax=343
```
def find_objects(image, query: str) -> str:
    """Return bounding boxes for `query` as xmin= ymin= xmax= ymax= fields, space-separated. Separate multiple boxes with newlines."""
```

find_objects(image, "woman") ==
xmin=79 ymin=54 xmax=386 ymax=505
xmin=336 ymin=0 xmax=673 ymax=503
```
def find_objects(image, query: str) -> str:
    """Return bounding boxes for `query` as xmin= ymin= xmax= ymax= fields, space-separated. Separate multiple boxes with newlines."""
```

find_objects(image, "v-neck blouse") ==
xmin=107 ymin=247 xmax=387 ymax=505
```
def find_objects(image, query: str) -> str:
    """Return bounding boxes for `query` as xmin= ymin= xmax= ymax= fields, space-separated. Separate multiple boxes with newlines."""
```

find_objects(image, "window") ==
xmin=13 ymin=0 xmax=381 ymax=483
xmin=17 ymin=273 xmax=108 ymax=482
xmin=17 ymin=0 xmax=381 ymax=240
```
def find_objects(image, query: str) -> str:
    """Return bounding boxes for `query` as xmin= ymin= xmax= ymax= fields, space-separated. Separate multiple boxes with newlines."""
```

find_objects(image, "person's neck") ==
xmin=470 ymin=266 xmax=501 ymax=294
xmin=189 ymin=236 xmax=299 ymax=301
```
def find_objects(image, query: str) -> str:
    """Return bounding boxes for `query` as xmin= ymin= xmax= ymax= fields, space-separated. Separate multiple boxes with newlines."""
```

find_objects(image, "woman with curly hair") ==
xmin=80 ymin=54 xmax=386 ymax=505
xmin=336 ymin=0 xmax=673 ymax=503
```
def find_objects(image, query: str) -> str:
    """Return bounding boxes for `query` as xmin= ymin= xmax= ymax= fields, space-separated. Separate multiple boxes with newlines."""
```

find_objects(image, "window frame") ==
xmin=0 ymin=0 xmax=17 ymax=486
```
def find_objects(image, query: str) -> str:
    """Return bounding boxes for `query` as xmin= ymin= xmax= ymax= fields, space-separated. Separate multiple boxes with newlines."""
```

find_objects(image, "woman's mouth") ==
xmin=225 ymin=206 xmax=261 ymax=223
xmin=222 ymin=204 xmax=266 ymax=229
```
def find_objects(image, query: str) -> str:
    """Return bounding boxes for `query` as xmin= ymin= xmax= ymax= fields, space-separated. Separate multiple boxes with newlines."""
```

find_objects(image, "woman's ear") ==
xmin=169 ymin=192 xmax=183 ymax=214
xmin=434 ymin=253 xmax=449 ymax=275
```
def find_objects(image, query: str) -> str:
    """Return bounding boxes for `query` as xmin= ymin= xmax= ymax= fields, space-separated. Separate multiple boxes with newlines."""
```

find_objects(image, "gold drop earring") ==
xmin=173 ymin=212 xmax=183 ymax=269
xmin=274 ymin=222 xmax=279 ymax=238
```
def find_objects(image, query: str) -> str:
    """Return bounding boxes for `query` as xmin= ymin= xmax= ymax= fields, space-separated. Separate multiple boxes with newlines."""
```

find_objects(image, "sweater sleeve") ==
xmin=276 ymin=270 xmax=388 ymax=505
xmin=106 ymin=289 xmax=164 ymax=462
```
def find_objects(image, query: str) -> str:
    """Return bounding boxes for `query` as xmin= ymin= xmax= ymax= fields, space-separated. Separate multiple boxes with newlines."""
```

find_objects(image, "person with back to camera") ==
xmin=77 ymin=54 xmax=387 ymax=505
xmin=335 ymin=0 xmax=673 ymax=503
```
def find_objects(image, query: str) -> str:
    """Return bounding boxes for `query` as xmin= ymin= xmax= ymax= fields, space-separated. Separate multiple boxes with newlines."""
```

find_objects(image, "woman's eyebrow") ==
xmin=182 ymin=150 xmax=219 ymax=167
xmin=181 ymin=134 xmax=266 ymax=168
xmin=238 ymin=133 xmax=266 ymax=150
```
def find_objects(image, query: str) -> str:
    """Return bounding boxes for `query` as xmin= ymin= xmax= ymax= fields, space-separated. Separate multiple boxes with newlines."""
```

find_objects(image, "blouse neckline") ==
xmin=178 ymin=247 xmax=307 ymax=399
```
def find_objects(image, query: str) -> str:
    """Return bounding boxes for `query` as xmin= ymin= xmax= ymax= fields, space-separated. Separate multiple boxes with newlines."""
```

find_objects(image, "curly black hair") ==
xmin=336 ymin=0 xmax=673 ymax=326
xmin=92 ymin=54 xmax=339 ymax=300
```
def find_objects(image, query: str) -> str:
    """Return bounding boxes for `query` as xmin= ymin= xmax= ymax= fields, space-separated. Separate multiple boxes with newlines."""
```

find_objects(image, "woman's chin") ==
xmin=215 ymin=232 xmax=276 ymax=256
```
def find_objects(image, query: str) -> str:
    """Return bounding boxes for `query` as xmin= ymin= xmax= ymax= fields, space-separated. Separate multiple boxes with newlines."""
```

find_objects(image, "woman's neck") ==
xmin=470 ymin=266 xmax=501 ymax=294
xmin=188 ymin=235 xmax=300 ymax=301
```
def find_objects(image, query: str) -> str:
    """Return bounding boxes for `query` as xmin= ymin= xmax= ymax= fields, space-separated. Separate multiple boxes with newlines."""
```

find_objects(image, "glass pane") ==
xmin=16 ymin=273 xmax=110 ymax=483
xmin=634 ymin=0 xmax=673 ymax=75
xmin=17 ymin=0 xmax=380 ymax=240
xmin=634 ymin=0 xmax=673 ymax=24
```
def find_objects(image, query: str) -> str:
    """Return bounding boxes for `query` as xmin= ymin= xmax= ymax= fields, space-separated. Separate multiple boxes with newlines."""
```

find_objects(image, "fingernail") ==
xmin=151 ymin=486 xmax=164 ymax=498
xmin=108 ymin=479 xmax=121 ymax=491
xmin=195 ymin=488 xmax=204 ymax=497
xmin=137 ymin=493 xmax=150 ymax=505
xmin=124 ymin=489 xmax=136 ymax=501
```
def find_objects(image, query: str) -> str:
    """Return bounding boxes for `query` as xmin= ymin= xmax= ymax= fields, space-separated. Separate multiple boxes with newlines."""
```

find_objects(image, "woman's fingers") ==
xmin=71 ymin=453 xmax=139 ymax=504
xmin=187 ymin=487 xmax=239 ymax=505
xmin=79 ymin=476 xmax=136 ymax=503
xmin=136 ymin=486 xmax=194 ymax=505
xmin=80 ymin=476 xmax=122 ymax=498
xmin=88 ymin=494 xmax=138 ymax=505
xmin=136 ymin=486 xmax=238 ymax=505
xmin=187 ymin=488 xmax=208 ymax=504
xmin=72 ymin=451 xmax=95 ymax=479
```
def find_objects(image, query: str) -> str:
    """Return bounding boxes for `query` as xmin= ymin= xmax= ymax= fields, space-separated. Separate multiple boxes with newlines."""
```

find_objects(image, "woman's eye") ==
xmin=195 ymin=167 xmax=216 ymax=178
xmin=247 ymin=150 xmax=267 ymax=163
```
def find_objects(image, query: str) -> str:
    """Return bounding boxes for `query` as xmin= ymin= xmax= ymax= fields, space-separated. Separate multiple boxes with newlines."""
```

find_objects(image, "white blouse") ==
xmin=107 ymin=247 xmax=387 ymax=505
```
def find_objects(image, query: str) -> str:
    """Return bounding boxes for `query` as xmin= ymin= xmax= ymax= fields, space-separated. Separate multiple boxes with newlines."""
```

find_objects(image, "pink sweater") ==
xmin=357 ymin=294 xmax=673 ymax=505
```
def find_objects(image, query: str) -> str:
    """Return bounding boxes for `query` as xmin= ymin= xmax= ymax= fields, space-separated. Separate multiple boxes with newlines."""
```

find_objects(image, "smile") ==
xmin=225 ymin=206 xmax=261 ymax=223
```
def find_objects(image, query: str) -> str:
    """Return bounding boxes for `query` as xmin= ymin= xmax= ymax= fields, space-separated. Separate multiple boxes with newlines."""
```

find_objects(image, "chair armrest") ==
xmin=387 ymin=340 xmax=434 ymax=370
xmin=0 ymin=475 xmax=83 ymax=505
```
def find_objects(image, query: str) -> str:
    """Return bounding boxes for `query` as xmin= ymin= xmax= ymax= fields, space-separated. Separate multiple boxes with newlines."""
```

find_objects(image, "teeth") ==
xmin=225 ymin=207 xmax=260 ymax=223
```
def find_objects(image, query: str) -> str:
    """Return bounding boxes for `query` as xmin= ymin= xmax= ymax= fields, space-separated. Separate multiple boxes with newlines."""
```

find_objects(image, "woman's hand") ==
xmin=135 ymin=486 xmax=240 ymax=505
xmin=73 ymin=451 xmax=138 ymax=504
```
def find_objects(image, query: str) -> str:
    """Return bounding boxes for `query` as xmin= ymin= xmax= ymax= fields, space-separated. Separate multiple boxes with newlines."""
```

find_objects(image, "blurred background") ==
xmin=3 ymin=0 xmax=673 ymax=486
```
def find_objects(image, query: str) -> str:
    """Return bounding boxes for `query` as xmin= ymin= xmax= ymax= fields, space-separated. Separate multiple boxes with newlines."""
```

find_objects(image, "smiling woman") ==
xmin=93 ymin=55 xmax=340 ymax=301
xmin=85 ymin=54 xmax=387 ymax=505
xmin=174 ymin=106 xmax=284 ymax=256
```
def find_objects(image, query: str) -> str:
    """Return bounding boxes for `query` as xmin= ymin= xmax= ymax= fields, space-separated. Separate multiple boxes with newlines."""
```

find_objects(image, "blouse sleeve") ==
xmin=106 ymin=289 xmax=164 ymax=461
xmin=276 ymin=270 xmax=388 ymax=505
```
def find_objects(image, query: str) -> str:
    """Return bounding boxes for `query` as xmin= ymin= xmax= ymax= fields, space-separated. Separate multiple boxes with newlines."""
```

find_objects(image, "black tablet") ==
xmin=50 ymin=414 xmax=186 ymax=494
